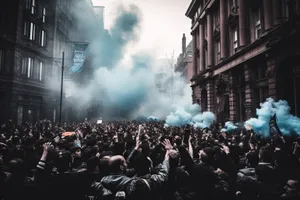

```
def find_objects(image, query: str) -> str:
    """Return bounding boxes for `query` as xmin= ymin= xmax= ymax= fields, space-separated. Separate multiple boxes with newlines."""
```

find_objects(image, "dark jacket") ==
xmin=91 ymin=160 xmax=170 ymax=200
xmin=35 ymin=159 xmax=99 ymax=200
xmin=237 ymin=168 xmax=256 ymax=178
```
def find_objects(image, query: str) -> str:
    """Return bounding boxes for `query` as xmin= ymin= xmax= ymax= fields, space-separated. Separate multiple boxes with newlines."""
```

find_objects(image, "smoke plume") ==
xmin=165 ymin=104 xmax=216 ymax=128
xmin=59 ymin=3 xmax=206 ymax=121
xmin=244 ymin=98 xmax=300 ymax=137
xmin=221 ymin=121 xmax=238 ymax=133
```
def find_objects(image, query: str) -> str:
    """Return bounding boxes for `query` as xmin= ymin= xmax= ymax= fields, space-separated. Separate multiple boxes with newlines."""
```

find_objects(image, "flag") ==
xmin=269 ymin=114 xmax=282 ymax=136
xmin=70 ymin=43 xmax=89 ymax=73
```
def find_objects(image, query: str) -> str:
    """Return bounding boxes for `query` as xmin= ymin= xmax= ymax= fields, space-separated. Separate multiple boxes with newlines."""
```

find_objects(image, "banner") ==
xmin=70 ymin=43 xmax=89 ymax=73
xmin=269 ymin=114 xmax=282 ymax=136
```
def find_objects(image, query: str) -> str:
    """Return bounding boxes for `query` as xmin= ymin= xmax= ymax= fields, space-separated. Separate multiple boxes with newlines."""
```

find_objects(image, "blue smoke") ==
xmin=245 ymin=98 xmax=300 ymax=137
xmin=147 ymin=116 xmax=160 ymax=121
xmin=67 ymin=3 xmax=193 ymax=120
xmin=93 ymin=5 xmax=141 ymax=68
xmin=222 ymin=121 xmax=238 ymax=133
xmin=165 ymin=104 xmax=216 ymax=128
xmin=94 ymin=55 xmax=152 ymax=119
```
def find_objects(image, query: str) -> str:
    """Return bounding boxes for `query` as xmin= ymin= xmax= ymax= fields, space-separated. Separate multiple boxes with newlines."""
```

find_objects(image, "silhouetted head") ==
xmin=246 ymin=151 xmax=259 ymax=167
xmin=55 ymin=151 xmax=72 ymax=174
xmin=127 ymin=179 xmax=151 ymax=200
xmin=108 ymin=155 xmax=127 ymax=174
xmin=169 ymin=149 xmax=180 ymax=168
xmin=199 ymin=147 xmax=214 ymax=164
xmin=259 ymin=146 xmax=273 ymax=163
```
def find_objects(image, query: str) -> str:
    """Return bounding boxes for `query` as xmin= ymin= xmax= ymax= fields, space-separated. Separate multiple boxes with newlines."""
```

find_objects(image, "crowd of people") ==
xmin=0 ymin=119 xmax=300 ymax=200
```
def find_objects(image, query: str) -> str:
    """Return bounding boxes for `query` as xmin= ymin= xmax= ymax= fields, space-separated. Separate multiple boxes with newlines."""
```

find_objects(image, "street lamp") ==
xmin=53 ymin=41 xmax=89 ymax=125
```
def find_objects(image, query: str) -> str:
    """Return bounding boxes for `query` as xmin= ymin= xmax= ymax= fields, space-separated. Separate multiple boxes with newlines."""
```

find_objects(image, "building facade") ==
xmin=0 ymin=0 xmax=57 ymax=124
xmin=186 ymin=0 xmax=300 ymax=122
xmin=175 ymin=33 xmax=193 ymax=83
xmin=0 ymin=0 xmax=103 ymax=124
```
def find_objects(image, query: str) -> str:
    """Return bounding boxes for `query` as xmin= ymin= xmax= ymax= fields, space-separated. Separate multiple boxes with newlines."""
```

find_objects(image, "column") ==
xmin=263 ymin=0 xmax=273 ymax=31
xmin=199 ymin=22 xmax=205 ymax=71
xmin=229 ymin=73 xmax=237 ymax=121
xmin=267 ymin=59 xmax=277 ymax=99
xmin=220 ymin=0 xmax=228 ymax=59
xmin=192 ymin=34 xmax=198 ymax=75
xmin=207 ymin=12 xmax=214 ymax=67
xmin=244 ymin=64 xmax=255 ymax=119
xmin=238 ymin=0 xmax=249 ymax=47
xmin=273 ymin=0 xmax=283 ymax=26
xmin=207 ymin=80 xmax=215 ymax=112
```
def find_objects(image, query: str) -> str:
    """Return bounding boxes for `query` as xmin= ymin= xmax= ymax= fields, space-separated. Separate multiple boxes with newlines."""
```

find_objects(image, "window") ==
xmin=254 ymin=8 xmax=262 ymax=39
xmin=284 ymin=0 xmax=290 ymax=19
xmin=40 ymin=30 xmax=46 ymax=47
xmin=25 ymin=0 xmax=31 ymax=10
xmin=17 ymin=106 xmax=23 ymax=125
xmin=27 ymin=57 xmax=33 ymax=78
xmin=42 ymin=7 xmax=46 ymax=23
xmin=34 ymin=60 xmax=39 ymax=79
xmin=31 ymin=0 xmax=36 ymax=15
xmin=53 ymin=109 xmax=56 ymax=123
xmin=0 ymin=50 xmax=3 ymax=71
xmin=24 ymin=21 xmax=30 ymax=37
xmin=39 ymin=61 xmax=43 ymax=81
xmin=29 ymin=22 xmax=36 ymax=40
xmin=233 ymin=28 xmax=238 ymax=53
xmin=33 ymin=60 xmax=43 ymax=81
xmin=21 ymin=57 xmax=27 ymax=75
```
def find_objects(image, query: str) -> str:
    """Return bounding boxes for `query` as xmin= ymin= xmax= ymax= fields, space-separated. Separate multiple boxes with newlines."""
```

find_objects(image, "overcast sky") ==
xmin=92 ymin=0 xmax=192 ymax=60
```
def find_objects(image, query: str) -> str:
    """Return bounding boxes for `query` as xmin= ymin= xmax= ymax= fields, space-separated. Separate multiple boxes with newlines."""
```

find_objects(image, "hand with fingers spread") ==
xmin=162 ymin=139 xmax=173 ymax=151
xmin=43 ymin=142 xmax=53 ymax=153
xmin=41 ymin=142 xmax=53 ymax=161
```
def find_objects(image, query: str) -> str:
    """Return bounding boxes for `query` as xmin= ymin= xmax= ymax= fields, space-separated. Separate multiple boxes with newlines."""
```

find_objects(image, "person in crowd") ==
xmin=0 ymin=119 xmax=299 ymax=200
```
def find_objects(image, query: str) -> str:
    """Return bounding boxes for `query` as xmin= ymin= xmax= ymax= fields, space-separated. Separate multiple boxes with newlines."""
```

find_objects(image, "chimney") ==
xmin=182 ymin=33 xmax=186 ymax=54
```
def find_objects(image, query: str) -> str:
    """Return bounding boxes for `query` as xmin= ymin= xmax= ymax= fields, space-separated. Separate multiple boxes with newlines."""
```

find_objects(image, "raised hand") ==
xmin=162 ymin=139 xmax=173 ymax=151
xmin=43 ymin=142 xmax=53 ymax=153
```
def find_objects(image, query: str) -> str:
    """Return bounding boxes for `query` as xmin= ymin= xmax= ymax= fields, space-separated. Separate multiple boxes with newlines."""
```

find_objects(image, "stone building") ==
xmin=175 ymin=34 xmax=193 ymax=83
xmin=186 ymin=0 xmax=300 ymax=122
xmin=0 ymin=0 xmax=103 ymax=124
xmin=0 ymin=0 xmax=57 ymax=124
